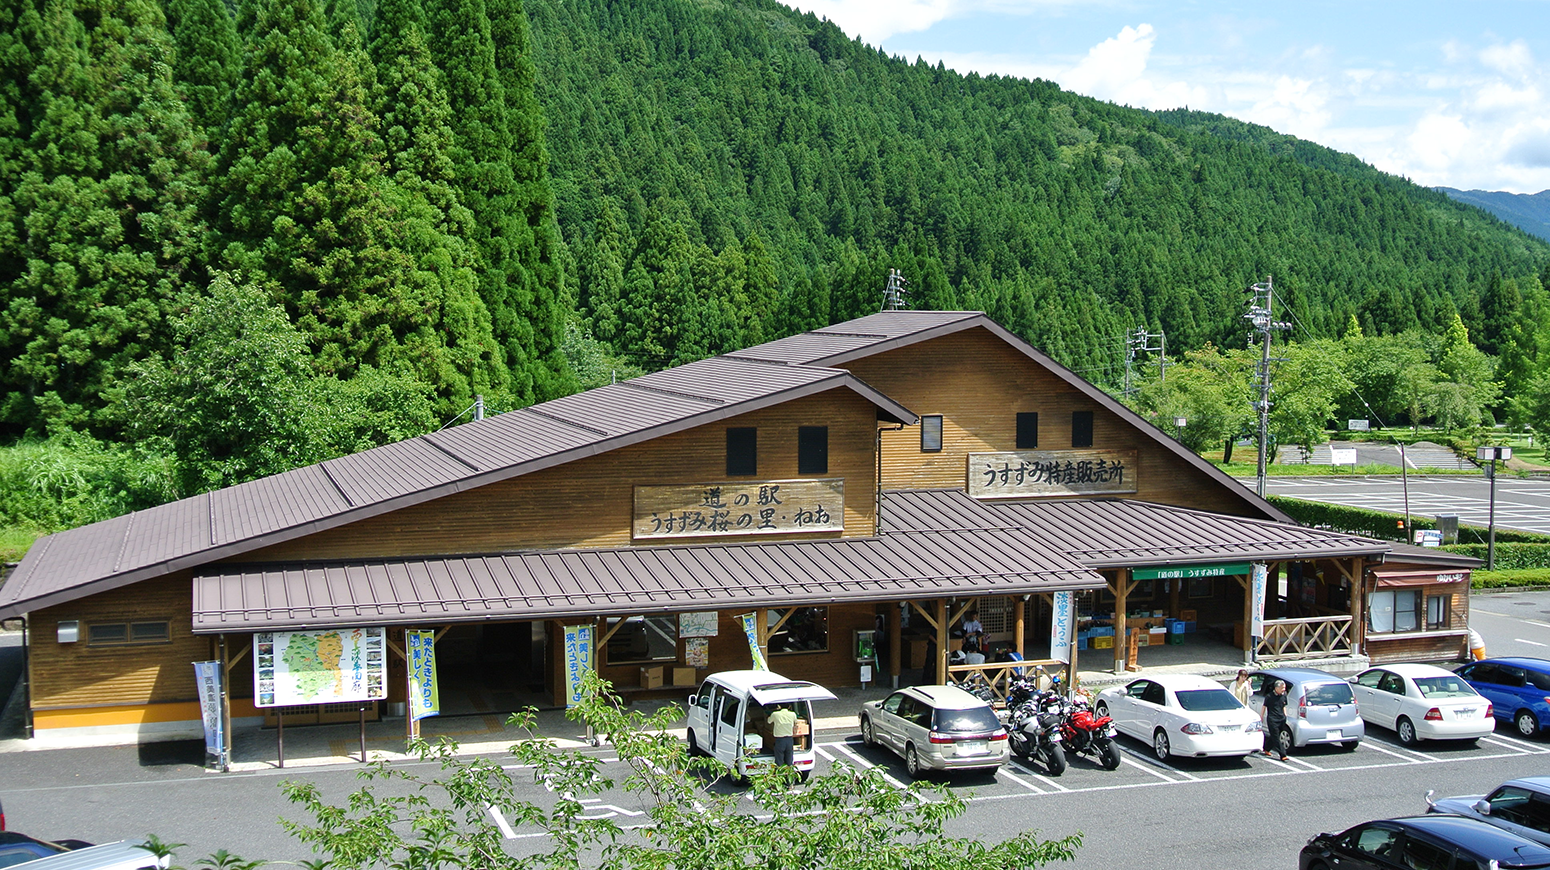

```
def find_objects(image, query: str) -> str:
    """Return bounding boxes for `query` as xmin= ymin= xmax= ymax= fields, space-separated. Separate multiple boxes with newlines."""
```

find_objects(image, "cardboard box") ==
xmin=639 ymin=666 xmax=664 ymax=689
xmin=671 ymin=666 xmax=697 ymax=687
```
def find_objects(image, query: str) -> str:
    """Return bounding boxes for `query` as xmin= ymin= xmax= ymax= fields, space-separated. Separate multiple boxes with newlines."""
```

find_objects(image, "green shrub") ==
xmin=1473 ymin=569 xmax=1550 ymax=589
xmin=0 ymin=433 xmax=179 ymax=532
xmin=1440 ymin=544 xmax=1550 ymax=570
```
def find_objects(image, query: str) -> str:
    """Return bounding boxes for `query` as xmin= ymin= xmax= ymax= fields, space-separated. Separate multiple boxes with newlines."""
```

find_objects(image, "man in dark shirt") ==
xmin=1262 ymin=679 xmax=1289 ymax=761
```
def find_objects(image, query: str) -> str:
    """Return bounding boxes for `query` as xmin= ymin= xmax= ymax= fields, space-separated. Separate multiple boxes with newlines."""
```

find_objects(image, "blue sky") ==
xmin=783 ymin=1 xmax=1550 ymax=193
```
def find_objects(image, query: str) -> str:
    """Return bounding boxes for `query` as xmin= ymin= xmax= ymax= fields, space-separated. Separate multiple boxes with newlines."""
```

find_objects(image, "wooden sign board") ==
xmin=967 ymin=450 xmax=1138 ymax=499
xmin=633 ymin=478 xmax=844 ymax=540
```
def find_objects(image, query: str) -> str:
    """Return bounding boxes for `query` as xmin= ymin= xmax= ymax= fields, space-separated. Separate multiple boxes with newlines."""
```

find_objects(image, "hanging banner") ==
xmin=252 ymin=627 xmax=388 ymax=707
xmin=1049 ymin=591 xmax=1074 ymax=664
xmin=407 ymin=629 xmax=440 ymax=721
xmin=739 ymin=612 xmax=768 ymax=670
xmin=193 ymin=661 xmax=224 ymax=767
xmin=563 ymin=624 xmax=594 ymax=709
xmin=1250 ymin=563 xmax=1268 ymax=638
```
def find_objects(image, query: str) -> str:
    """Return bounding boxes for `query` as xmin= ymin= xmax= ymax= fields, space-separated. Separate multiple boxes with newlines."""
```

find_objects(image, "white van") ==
xmin=684 ymin=670 xmax=836 ymax=782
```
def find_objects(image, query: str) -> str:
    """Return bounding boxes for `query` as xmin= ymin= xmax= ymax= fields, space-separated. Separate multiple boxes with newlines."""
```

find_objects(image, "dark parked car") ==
xmin=1455 ymin=657 xmax=1550 ymax=737
xmin=1300 ymin=815 xmax=1550 ymax=870
xmin=0 ymin=833 xmax=71 ymax=869
xmin=1428 ymin=776 xmax=1550 ymax=846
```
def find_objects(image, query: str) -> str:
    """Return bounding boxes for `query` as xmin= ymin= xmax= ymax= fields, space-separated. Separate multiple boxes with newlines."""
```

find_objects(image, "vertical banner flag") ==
xmin=563 ymin=624 xmax=594 ymax=709
xmin=1250 ymin=563 xmax=1268 ymax=638
xmin=407 ymin=629 xmax=439 ymax=720
xmin=193 ymin=661 xmax=224 ymax=767
xmin=1050 ymin=591 xmax=1074 ymax=664
xmin=739 ymin=612 xmax=768 ymax=670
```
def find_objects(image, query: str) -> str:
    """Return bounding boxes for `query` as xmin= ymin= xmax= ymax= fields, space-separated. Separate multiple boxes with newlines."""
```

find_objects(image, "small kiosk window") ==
xmin=798 ymin=426 xmax=828 ymax=474
xmin=921 ymin=415 xmax=943 ymax=452
xmin=1072 ymin=411 xmax=1094 ymax=448
xmin=1016 ymin=412 xmax=1039 ymax=449
xmin=605 ymin=615 xmax=678 ymax=663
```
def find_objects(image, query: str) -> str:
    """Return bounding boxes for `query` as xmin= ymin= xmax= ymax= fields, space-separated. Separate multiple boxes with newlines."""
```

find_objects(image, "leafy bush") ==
xmin=0 ymin=432 xmax=178 ymax=532
xmin=1439 ymin=544 xmax=1550 ymax=570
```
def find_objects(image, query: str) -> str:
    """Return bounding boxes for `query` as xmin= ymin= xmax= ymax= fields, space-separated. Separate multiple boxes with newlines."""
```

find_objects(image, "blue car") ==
xmin=1455 ymin=657 xmax=1550 ymax=738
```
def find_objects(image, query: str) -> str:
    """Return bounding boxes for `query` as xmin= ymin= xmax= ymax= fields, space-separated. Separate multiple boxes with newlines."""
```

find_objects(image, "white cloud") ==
xmin=1244 ymin=75 xmax=1332 ymax=139
xmin=1052 ymin=24 xmax=1208 ymax=109
xmin=1480 ymin=39 xmax=1533 ymax=77
xmin=782 ymin=0 xmax=1066 ymax=43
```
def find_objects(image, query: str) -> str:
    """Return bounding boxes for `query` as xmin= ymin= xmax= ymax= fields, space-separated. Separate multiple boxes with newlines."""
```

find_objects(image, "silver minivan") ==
xmin=1246 ymin=667 xmax=1365 ymax=753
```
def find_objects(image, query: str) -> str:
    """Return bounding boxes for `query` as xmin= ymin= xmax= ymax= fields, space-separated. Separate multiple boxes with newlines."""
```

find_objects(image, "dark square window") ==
xmin=798 ymin=426 xmax=828 ymax=475
xmin=727 ymin=427 xmax=757 ymax=476
xmin=921 ymin=415 xmax=943 ymax=452
xmin=1072 ymin=411 xmax=1094 ymax=448
xmin=1016 ymin=412 xmax=1039 ymax=449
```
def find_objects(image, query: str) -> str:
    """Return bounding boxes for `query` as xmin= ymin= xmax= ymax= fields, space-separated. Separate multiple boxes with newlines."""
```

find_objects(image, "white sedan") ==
xmin=1349 ymin=662 xmax=1496 ymax=745
xmin=1094 ymin=673 xmax=1264 ymax=761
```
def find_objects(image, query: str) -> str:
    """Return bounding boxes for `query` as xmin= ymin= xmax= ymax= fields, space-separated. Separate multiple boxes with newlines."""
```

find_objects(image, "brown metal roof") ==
xmin=881 ymin=489 xmax=1391 ymax=568
xmin=731 ymin=311 xmax=1293 ymax=525
xmin=0 ymin=356 xmax=916 ymax=619
xmin=189 ymin=529 xmax=1106 ymax=632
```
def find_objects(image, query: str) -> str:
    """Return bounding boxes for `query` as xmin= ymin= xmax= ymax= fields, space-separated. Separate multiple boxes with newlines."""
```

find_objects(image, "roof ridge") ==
xmin=615 ymin=378 xmax=728 ymax=405
xmin=419 ymin=432 xmax=482 ymax=472
xmin=522 ymin=406 xmax=611 ymax=438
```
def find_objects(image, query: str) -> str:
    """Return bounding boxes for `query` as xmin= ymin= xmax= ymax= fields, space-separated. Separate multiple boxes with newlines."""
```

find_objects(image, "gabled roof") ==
xmin=881 ymin=489 xmax=1391 ymax=568
xmin=0 ymin=357 xmax=916 ymax=619
xmin=729 ymin=311 xmax=1294 ymax=524
xmin=189 ymin=528 xmax=1106 ymax=632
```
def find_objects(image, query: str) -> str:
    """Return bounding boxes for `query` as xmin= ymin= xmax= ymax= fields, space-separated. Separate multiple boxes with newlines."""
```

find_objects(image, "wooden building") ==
xmin=0 ymin=312 xmax=1474 ymax=746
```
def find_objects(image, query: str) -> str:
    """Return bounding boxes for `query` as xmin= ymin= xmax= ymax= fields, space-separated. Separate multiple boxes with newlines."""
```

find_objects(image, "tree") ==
xmin=0 ymin=0 xmax=210 ymax=437
xmin=164 ymin=0 xmax=240 ymax=136
xmin=276 ymin=674 xmax=1083 ymax=869
xmin=1130 ymin=344 xmax=1253 ymax=456
xmin=1270 ymin=339 xmax=1352 ymax=459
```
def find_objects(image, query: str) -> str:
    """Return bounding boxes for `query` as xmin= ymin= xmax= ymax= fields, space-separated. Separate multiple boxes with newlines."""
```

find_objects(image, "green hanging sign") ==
xmin=1131 ymin=561 xmax=1253 ymax=581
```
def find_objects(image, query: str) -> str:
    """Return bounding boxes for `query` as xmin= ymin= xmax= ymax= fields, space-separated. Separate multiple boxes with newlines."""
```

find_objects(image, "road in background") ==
xmin=1248 ymin=475 xmax=1550 ymax=536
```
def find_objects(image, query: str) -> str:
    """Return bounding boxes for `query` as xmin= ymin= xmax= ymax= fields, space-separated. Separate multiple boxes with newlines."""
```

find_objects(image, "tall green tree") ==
xmin=164 ymin=0 xmax=240 ymax=136
xmin=0 ymin=0 xmax=210 ymax=437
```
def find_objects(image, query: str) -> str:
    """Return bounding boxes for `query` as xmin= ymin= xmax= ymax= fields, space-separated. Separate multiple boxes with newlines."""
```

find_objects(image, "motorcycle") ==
xmin=1059 ymin=692 xmax=1122 ymax=771
xmin=1006 ymin=688 xmax=1067 ymax=776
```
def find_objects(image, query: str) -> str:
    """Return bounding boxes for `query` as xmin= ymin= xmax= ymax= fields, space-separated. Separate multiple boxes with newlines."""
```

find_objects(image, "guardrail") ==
xmin=945 ymin=659 xmax=1064 ymax=704
xmin=1256 ymin=615 xmax=1353 ymax=660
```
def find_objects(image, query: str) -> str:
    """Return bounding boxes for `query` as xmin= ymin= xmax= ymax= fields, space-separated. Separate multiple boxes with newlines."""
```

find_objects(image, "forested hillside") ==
xmin=2 ymin=0 xmax=1549 ymax=534
xmin=1436 ymin=188 xmax=1550 ymax=244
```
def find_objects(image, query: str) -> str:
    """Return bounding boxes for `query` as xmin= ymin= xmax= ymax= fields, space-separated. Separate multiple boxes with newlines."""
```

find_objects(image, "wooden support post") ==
xmin=1350 ymin=557 xmax=1366 ymax=654
xmin=1241 ymin=571 xmax=1254 ymax=664
xmin=887 ymin=603 xmax=902 ymax=687
xmin=1113 ymin=570 xmax=1129 ymax=674
xmin=936 ymin=599 xmax=948 ymax=685
xmin=1169 ymin=574 xmax=1181 ymax=618
xmin=1014 ymin=596 xmax=1026 ymax=658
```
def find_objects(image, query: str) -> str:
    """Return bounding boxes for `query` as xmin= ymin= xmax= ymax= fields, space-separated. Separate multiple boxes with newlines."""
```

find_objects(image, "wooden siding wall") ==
xmin=244 ymin=391 xmax=881 ymax=563
xmin=842 ymin=328 xmax=1260 ymax=516
xmin=29 ymin=573 xmax=204 ymax=709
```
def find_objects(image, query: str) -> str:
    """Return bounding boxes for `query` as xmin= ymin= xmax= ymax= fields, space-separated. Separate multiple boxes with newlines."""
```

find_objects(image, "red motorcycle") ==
xmin=1060 ymin=696 xmax=1122 ymax=770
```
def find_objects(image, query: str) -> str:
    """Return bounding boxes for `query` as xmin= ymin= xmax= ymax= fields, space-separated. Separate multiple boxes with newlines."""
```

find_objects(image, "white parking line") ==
xmin=1118 ymin=752 xmax=1187 ymax=782
xmin=1281 ymin=755 xmax=1324 ymax=771
xmin=1361 ymin=739 xmax=1435 ymax=763
xmin=1480 ymin=736 xmax=1533 ymax=753
xmin=1006 ymin=760 xmax=1070 ymax=792
xmin=1516 ymin=639 xmax=1548 ymax=647
xmin=829 ymin=740 xmax=912 ymax=790
xmin=996 ymin=765 xmax=1048 ymax=793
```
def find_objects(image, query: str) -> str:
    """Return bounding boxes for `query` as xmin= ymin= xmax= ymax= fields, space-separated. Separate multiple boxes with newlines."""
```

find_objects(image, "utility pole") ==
xmin=1122 ymin=327 xmax=1166 ymax=400
xmin=882 ymin=269 xmax=908 ymax=311
xmin=1245 ymin=276 xmax=1289 ymax=499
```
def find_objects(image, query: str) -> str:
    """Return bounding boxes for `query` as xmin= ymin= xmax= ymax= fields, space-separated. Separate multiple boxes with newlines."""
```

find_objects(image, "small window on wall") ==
xmin=727 ymin=427 xmax=757 ymax=476
xmin=1368 ymin=589 xmax=1423 ymax=634
xmin=605 ymin=615 xmax=678 ymax=664
xmin=768 ymin=607 xmax=828 ymax=654
xmin=921 ymin=415 xmax=943 ymax=452
xmin=1016 ymin=412 xmax=1039 ymax=449
xmin=798 ymin=426 xmax=828 ymax=475
xmin=87 ymin=621 xmax=170 ymax=646
xmin=1072 ymin=411 xmax=1094 ymax=448
xmin=1427 ymin=594 xmax=1450 ymax=630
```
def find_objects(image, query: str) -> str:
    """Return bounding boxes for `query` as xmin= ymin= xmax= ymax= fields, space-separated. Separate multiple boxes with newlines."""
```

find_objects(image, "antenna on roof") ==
xmin=882 ymin=268 xmax=909 ymax=311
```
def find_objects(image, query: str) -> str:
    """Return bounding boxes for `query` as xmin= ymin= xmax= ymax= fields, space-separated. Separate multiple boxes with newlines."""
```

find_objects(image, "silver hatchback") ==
xmin=1246 ymin=667 xmax=1365 ymax=753
xmin=858 ymin=685 xmax=1009 ymax=777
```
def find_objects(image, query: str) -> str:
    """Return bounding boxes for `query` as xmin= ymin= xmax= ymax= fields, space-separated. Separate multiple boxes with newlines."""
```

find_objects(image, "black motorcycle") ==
xmin=1006 ymin=690 xmax=1067 ymax=776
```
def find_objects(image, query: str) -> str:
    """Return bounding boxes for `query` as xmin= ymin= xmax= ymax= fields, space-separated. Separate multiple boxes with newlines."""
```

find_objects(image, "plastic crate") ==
xmin=1075 ymin=637 xmax=1088 ymax=651
xmin=1182 ymin=621 xmax=1196 ymax=633
xmin=1167 ymin=633 xmax=1185 ymax=645
xmin=1170 ymin=622 xmax=1186 ymax=634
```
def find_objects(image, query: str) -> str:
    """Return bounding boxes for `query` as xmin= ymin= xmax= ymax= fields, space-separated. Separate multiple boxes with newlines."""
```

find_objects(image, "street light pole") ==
xmin=1476 ymin=445 xmax=1513 ymax=571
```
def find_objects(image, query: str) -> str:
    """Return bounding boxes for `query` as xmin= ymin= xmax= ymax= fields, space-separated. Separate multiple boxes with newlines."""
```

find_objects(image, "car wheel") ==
xmin=905 ymin=745 xmax=923 ymax=779
xmin=799 ymin=769 xmax=812 ymax=784
xmin=1095 ymin=701 xmax=1110 ymax=718
xmin=1340 ymin=740 xmax=1360 ymax=752
xmin=1517 ymin=710 xmax=1540 ymax=738
xmin=860 ymin=716 xmax=875 ymax=746
xmin=687 ymin=731 xmax=702 ymax=757
xmin=1396 ymin=716 xmax=1418 ymax=746
xmin=1152 ymin=729 xmax=1171 ymax=761
xmin=1461 ymin=738 xmax=1481 ymax=747
xmin=1278 ymin=726 xmax=1295 ymax=757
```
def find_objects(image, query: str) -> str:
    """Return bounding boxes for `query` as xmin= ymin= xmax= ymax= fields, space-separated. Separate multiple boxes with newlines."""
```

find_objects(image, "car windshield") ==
xmin=1414 ymin=676 xmax=1478 ymax=698
xmin=934 ymin=706 xmax=1001 ymax=733
xmin=1175 ymin=689 xmax=1242 ymax=711
xmin=1304 ymin=682 xmax=1355 ymax=705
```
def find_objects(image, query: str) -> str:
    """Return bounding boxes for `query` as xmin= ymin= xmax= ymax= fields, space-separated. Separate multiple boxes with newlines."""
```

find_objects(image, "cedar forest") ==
xmin=2 ymin=0 xmax=1550 ymax=539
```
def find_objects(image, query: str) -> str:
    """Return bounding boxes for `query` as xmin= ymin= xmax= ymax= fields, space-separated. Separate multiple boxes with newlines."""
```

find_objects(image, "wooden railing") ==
xmin=1256 ymin=615 xmax=1353 ymax=660
xmin=945 ymin=659 xmax=1064 ymax=705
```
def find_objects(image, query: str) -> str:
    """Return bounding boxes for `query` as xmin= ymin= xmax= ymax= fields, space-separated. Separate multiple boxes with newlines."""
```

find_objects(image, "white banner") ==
xmin=1050 ymin=591 xmax=1074 ymax=664
xmin=193 ymin=661 xmax=223 ymax=766
xmin=1250 ymin=563 xmax=1268 ymax=638
xmin=253 ymin=627 xmax=388 ymax=707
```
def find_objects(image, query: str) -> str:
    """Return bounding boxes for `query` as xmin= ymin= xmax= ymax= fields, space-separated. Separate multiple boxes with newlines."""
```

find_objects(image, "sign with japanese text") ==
xmin=678 ymin=611 xmax=720 ymax=638
xmin=633 ymin=479 xmax=844 ymax=539
xmin=967 ymin=451 xmax=1137 ymax=499
xmin=252 ymin=627 xmax=387 ymax=707
xmin=1132 ymin=561 xmax=1253 ymax=581
xmin=1250 ymin=563 xmax=1268 ymax=638
xmin=407 ymin=629 xmax=439 ymax=721
xmin=193 ymin=660 xmax=224 ymax=766
xmin=739 ymin=612 xmax=768 ymax=670
xmin=1050 ymin=591 xmax=1074 ymax=664
xmin=563 ymin=624 xmax=594 ymax=709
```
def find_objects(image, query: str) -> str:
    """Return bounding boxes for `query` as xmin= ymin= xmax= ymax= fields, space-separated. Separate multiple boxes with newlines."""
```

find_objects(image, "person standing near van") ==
xmin=769 ymin=703 xmax=798 ymax=768
xmin=1261 ymin=679 xmax=1289 ymax=761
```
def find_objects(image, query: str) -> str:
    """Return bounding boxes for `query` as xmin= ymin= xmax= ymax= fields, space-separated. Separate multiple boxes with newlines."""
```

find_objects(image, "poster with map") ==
xmin=252 ymin=626 xmax=388 ymax=707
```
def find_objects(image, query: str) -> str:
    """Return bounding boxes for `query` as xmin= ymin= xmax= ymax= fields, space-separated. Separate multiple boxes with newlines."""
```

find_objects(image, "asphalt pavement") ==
xmin=1248 ymin=474 xmax=1550 ymax=537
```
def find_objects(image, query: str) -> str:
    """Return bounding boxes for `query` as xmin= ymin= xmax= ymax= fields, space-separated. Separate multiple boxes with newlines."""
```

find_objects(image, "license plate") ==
xmin=1456 ymin=708 xmax=1476 ymax=717
xmin=1325 ymin=730 xmax=1342 ymax=740
xmin=956 ymin=741 xmax=988 ymax=756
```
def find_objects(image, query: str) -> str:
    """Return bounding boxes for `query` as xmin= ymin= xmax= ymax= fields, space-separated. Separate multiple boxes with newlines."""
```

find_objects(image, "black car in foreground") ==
xmin=1301 ymin=814 xmax=1550 ymax=870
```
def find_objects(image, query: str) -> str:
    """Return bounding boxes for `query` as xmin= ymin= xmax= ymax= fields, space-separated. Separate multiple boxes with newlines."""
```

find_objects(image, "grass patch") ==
xmin=1473 ymin=568 xmax=1550 ymax=589
xmin=0 ymin=526 xmax=43 ymax=564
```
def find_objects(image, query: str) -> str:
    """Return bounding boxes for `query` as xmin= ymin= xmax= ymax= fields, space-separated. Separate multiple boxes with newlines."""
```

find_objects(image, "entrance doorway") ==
xmin=434 ymin=622 xmax=550 ymax=715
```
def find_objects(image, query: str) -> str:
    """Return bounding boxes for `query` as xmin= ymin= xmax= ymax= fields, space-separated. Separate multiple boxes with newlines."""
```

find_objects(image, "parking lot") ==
xmin=1252 ymin=474 xmax=1550 ymax=536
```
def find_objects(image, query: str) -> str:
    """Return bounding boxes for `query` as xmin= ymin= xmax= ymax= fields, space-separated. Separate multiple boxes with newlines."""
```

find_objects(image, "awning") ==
xmin=191 ymin=528 xmax=1106 ymax=633
xmin=1372 ymin=569 xmax=1471 ymax=588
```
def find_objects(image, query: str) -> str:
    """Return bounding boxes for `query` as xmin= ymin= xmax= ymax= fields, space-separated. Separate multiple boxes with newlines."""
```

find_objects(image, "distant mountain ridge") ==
xmin=1436 ymin=187 xmax=1550 ymax=243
